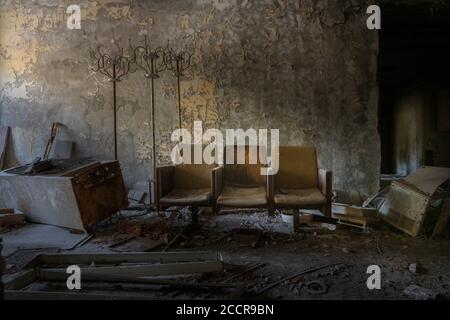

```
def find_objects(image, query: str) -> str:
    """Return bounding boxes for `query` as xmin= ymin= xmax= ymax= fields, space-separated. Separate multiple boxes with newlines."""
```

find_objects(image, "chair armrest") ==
xmin=318 ymin=169 xmax=332 ymax=200
xmin=212 ymin=166 xmax=224 ymax=200
xmin=156 ymin=166 xmax=175 ymax=205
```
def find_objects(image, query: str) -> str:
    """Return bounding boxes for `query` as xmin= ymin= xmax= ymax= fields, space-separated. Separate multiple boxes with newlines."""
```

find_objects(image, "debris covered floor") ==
xmin=3 ymin=210 xmax=450 ymax=300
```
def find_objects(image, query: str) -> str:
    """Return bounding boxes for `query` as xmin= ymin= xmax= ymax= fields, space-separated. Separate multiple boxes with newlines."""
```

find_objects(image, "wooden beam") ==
xmin=39 ymin=270 xmax=236 ymax=289
xmin=5 ymin=269 xmax=37 ymax=290
xmin=42 ymin=260 xmax=224 ymax=277
xmin=24 ymin=251 xmax=221 ymax=269
xmin=5 ymin=290 xmax=150 ymax=300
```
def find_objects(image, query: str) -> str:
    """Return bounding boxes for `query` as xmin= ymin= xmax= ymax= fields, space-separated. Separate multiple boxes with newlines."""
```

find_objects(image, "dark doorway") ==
xmin=378 ymin=2 xmax=450 ymax=175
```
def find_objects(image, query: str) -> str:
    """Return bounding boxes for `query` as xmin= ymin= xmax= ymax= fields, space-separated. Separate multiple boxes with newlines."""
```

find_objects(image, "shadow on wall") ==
xmin=393 ymin=87 xmax=450 ymax=175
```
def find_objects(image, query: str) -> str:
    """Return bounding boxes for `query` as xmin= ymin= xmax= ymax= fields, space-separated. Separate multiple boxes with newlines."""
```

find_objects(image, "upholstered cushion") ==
xmin=160 ymin=188 xmax=211 ymax=206
xmin=276 ymin=146 xmax=319 ymax=189
xmin=217 ymin=185 xmax=267 ymax=207
xmin=274 ymin=188 xmax=327 ymax=206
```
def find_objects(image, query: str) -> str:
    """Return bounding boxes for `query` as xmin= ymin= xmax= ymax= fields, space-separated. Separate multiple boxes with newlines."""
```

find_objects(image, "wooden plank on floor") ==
xmin=39 ymin=270 xmax=236 ymax=288
xmin=24 ymin=251 xmax=221 ymax=269
xmin=5 ymin=290 xmax=149 ymax=300
xmin=43 ymin=260 xmax=224 ymax=277
xmin=5 ymin=269 xmax=37 ymax=290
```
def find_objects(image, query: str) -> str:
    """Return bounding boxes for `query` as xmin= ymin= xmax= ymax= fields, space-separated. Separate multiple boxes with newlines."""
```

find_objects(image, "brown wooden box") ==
xmin=0 ymin=161 xmax=128 ymax=232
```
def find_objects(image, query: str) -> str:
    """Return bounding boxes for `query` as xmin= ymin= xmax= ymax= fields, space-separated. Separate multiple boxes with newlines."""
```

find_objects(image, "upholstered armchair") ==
xmin=213 ymin=145 xmax=271 ymax=214
xmin=268 ymin=146 xmax=332 ymax=220
xmin=156 ymin=162 xmax=216 ymax=224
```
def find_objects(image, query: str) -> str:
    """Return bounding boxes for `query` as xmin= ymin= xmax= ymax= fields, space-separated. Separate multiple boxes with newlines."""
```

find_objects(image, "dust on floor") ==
xmin=3 ymin=211 xmax=450 ymax=300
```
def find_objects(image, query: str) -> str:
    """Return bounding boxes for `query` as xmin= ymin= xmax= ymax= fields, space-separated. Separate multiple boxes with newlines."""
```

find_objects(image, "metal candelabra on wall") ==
xmin=130 ymin=36 xmax=167 ymax=206
xmin=88 ymin=38 xmax=193 ymax=210
xmin=164 ymin=43 xmax=194 ymax=133
xmin=90 ymin=45 xmax=136 ymax=160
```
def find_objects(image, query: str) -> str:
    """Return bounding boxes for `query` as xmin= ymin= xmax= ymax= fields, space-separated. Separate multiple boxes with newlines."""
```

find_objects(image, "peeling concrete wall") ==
xmin=0 ymin=0 xmax=380 ymax=204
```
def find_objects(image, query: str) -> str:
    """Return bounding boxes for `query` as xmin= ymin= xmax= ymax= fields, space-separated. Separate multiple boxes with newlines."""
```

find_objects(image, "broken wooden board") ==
xmin=42 ymin=260 xmax=224 ymax=277
xmin=0 ymin=126 xmax=10 ymax=170
xmin=23 ymin=251 xmax=222 ymax=269
xmin=38 ymin=270 xmax=236 ymax=289
xmin=5 ymin=290 xmax=152 ymax=300
xmin=5 ymin=269 xmax=37 ymax=290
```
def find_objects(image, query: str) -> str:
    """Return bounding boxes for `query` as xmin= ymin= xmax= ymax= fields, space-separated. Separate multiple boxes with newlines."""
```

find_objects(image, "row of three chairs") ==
xmin=156 ymin=146 xmax=332 ymax=224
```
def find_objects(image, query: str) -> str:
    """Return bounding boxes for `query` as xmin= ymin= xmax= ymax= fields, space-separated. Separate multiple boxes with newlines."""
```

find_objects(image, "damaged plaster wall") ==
xmin=0 ymin=0 xmax=379 ymax=204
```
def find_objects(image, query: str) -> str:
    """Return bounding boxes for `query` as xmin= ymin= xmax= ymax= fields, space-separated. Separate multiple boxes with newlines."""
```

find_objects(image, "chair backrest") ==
xmin=223 ymin=145 xmax=266 ymax=186
xmin=174 ymin=164 xmax=215 ymax=189
xmin=172 ymin=144 xmax=216 ymax=189
xmin=276 ymin=146 xmax=319 ymax=189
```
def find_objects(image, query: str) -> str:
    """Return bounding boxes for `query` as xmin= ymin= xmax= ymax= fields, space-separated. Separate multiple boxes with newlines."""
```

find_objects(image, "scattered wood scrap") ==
xmin=6 ymin=251 xmax=229 ymax=300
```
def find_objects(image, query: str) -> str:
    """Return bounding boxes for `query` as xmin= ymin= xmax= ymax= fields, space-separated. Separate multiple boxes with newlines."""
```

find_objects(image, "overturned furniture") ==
xmin=0 ymin=159 xmax=128 ymax=232
xmin=372 ymin=166 xmax=450 ymax=237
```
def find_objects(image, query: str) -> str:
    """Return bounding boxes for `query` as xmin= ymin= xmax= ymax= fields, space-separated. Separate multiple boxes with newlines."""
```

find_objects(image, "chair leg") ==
xmin=293 ymin=210 xmax=300 ymax=233
xmin=322 ymin=203 xmax=332 ymax=218
xmin=191 ymin=206 xmax=199 ymax=225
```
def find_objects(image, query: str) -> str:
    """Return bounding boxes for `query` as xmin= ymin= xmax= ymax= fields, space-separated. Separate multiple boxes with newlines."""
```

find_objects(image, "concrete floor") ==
xmin=3 ymin=211 xmax=450 ymax=300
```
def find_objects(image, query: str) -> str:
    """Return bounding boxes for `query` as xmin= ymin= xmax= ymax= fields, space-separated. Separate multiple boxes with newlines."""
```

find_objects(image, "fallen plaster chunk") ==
xmin=403 ymin=285 xmax=437 ymax=300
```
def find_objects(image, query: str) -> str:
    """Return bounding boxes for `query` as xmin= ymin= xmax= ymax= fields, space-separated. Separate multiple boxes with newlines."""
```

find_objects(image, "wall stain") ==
xmin=0 ymin=0 xmax=379 ymax=204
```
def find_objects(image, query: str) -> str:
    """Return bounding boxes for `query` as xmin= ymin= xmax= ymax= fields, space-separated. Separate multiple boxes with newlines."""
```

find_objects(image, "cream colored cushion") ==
xmin=274 ymin=188 xmax=326 ymax=206
xmin=160 ymin=188 xmax=211 ymax=205
xmin=217 ymin=186 xmax=267 ymax=207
